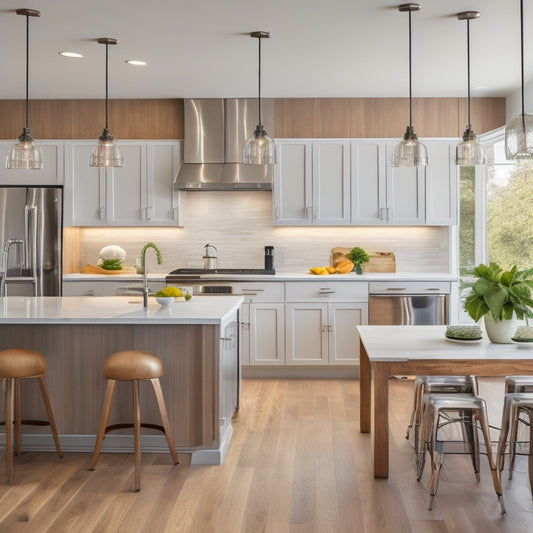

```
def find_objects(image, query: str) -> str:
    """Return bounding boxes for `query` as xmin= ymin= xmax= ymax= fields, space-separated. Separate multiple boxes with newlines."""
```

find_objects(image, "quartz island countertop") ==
xmin=0 ymin=295 xmax=243 ymax=325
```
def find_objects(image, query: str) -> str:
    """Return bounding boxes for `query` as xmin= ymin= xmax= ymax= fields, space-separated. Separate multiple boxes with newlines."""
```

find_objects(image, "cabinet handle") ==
xmin=241 ymin=288 xmax=264 ymax=293
xmin=146 ymin=207 xmax=152 ymax=221
xmin=386 ymin=287 xmax=406 ymax=291
xmin=275 ymin=206 xmax=280 ymax=219
xmin=313 ymin=206 xmax=317 ymax=220
xmin=427 ymin=288 xmax=441 ymax=291
xmin=99 ymin=207 xmax=105 ymax=220
xmin=380 ymin=208 xmax=386 ymax=221
xmin=319 ymin=289 xmax=335 ymax=294
xmin=239 ymin=321 xmax=250 ymax=328
xmin=387 ymin=207 xmax=393 ymax=220
xmin=172 ymin=207 xmax=178 ymax=220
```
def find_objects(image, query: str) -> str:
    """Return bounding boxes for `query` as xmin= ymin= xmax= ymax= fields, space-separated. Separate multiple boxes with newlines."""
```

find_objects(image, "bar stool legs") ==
xmin=418 ymin=394 xmax=505 ymax=514
xmin=89 ymin=351 xmax=179 ymax=492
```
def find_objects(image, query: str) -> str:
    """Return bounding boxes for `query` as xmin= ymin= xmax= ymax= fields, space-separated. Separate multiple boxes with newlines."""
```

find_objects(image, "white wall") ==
xmin=78 ymin=191 xmax=450 ymax=273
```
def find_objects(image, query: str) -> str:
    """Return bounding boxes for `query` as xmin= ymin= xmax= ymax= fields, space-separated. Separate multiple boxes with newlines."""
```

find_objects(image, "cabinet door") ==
xmin=351 ymin=141 xmax=387 ymax=225
xmin=425 ymin=140 xmax=457 ymax=225
xmin=273 ymin=141 xmax=312 ymax=225
xmin=312 ymin=141 xmax=350 ymax=224
xmin=249 ymin=303 xmax=284 ymax=365
xmin=328 ymin=302 xmax=368 ymax=365
xmin=285 ymin=302 xmax=328 ymax=365
xmin=385 ymin=141 xmax=426 ymax=225
xmin=64 ymin=142 xmax=106 ymax=226
xmin=146 ymin=141 xmax=180 ymax=226
xmin=0 ymin=141 xmax=64 ymax=186
xmin=107 ymin=143 xmax=145 ymax=225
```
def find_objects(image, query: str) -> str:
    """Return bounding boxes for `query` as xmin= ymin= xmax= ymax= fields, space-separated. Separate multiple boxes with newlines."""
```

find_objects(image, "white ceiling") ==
xmin=0 ymin=0 xmax=528 ymax=100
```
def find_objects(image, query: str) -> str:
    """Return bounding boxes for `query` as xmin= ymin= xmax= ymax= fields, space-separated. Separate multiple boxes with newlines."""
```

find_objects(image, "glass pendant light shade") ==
xmin=505 ymin=113 xmax=533 ymax=159
xmin=456 ymin=128 xmax=486 ymax=166
xmin=7 ymin=9 xmax=43 ymax=170
xmin=456 ymin=11 xmax=485 ymax=166
xmin=244 ymin=31 xmax=276 ymax=165
xmin=89 ymin=128 xmax=124 ymax=167
xmin=505 ymin=0 xmax=533 ymax=160
xmin=391 ymin=125 xmax=428 ymax=167
xmin=392 ymin=4 xmax=427 ymax=168
xmin=90 ymin=38 xmax=124 ymax=168
xmin=6 ymin=128 xmax=43 ymax=170
xmin=244 ymin=125 xmax=275 ymax=164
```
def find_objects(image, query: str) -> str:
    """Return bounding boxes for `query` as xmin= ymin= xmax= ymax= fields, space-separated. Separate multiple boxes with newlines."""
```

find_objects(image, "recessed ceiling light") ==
xmin=59 ymin=51 xmax=83 ymax=58
xmin=125 ymin=60 xmax=147 ymax=66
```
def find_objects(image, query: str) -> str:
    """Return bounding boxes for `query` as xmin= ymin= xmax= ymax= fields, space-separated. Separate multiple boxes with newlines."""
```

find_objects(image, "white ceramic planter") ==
xmin=484 ymin=314 xmax=517 ymax=344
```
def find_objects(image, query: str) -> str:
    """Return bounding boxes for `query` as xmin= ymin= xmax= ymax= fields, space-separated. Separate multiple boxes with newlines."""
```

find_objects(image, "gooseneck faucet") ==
xmin=140 ymin=242 xmax=162 ymax=308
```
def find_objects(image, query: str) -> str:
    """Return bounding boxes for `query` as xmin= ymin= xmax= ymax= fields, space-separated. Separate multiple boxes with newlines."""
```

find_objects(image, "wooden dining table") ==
xmin=357 ymin=325 xmax=533 ymax=478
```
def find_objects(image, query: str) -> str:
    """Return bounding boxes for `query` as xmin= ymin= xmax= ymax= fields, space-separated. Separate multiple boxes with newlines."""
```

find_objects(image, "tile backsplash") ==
xmin=76 ymin=191 xmax=451 ymax=273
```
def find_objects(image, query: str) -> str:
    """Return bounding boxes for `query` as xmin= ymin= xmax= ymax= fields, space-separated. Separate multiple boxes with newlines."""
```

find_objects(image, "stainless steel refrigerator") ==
xmin=0 ymin=187 xmax=62 ymax=296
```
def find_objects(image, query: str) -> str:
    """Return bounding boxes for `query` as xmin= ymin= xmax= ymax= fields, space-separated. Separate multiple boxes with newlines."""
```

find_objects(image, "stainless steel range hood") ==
xmin=174 ymin=98 xmax=275 ymax=191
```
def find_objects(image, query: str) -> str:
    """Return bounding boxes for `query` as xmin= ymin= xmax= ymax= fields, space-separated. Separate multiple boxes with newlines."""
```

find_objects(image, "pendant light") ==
xmin=89 ymin=38 xmax=124 ymax=167
xmin=6 ymin=9 xmax=43 ymax=170
xmin=243 ymin=31 xmax=275 ymax=165
xmin=391 ymin=4 xmax=427 ymax=168
xmin=456 ymin=11 xmax=485 ymax=166
xmin=505 ymin=0 xmax=533 ymax=160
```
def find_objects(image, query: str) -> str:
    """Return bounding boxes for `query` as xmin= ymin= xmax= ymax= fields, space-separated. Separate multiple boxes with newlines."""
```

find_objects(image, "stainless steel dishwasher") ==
xmin=368 ymin=281 xmax=449 ymax=325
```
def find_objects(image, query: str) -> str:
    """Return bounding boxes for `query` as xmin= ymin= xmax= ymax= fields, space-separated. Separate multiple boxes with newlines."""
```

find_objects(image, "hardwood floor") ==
xmin=1 ymin=378 xmax=532 ymax=532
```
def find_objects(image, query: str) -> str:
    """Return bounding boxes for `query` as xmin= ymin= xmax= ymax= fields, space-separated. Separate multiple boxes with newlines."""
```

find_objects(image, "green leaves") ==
xmin=464 ymin=262 xmax=533 ymax=322
xmin=347 ymin=247 xmax=369 ymax=266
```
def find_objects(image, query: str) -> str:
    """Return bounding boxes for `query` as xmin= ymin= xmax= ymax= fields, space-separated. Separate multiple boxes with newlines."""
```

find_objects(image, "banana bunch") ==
xmin=309 ymin=266 xmax=336 ymax=275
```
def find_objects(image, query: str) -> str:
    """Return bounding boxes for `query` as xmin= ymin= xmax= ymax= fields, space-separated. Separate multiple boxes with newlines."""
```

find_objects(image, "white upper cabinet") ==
xmin=424 ymin=140 xmax=457 ymax=226
xmin=274 ymin=140 xmax=349 ymax=225
xmin=276 ymin=138 xmax=457 ymax=226
xmin=350 ymin=140 xmax=387 ymax=225
xmin=64 ymin=140 xmax=180 ymax=226
xmin=0 ymin=141 xmax=64 ymax=186
xmin=273 ymin=141 xmax=311 ymax=224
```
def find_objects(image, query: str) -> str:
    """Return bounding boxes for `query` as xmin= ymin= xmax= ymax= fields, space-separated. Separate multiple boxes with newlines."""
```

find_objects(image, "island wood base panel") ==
xmin=0 ymin=324 xmax=228 ymax=464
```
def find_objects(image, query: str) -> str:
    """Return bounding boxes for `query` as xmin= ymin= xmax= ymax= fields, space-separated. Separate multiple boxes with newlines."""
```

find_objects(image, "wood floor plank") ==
xmin=1 ymin=378 xmax=532 ymax=533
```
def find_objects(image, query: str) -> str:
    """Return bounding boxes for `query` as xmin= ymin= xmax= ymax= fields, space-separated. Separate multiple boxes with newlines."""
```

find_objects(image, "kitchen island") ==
xmin=0 ymin=295 xmax=243 ymax=465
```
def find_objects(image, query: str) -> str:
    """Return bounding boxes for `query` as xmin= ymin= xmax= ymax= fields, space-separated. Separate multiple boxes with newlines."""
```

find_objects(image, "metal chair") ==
xmin=417 ymin=393 xmax=505 ymax=514
xmin=496 ymin=392 xmax=533 ymax=495
xmin=405 ymin=375 xmax=478 ymax=458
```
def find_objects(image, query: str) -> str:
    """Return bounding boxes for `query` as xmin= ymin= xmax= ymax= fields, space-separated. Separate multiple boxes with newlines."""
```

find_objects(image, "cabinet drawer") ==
xmin=232 ymin=282 xmax=285 ymax=303
xmin=285 ymin=281 xmax=368 ymax=302
xmin=369 ymin=281 xmax=450 ymax=294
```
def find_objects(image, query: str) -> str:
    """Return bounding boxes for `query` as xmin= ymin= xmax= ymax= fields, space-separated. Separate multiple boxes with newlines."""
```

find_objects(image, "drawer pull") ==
xmin=427 ymin=288 xmax=441 ymax=291
xmin=241 ymin=288 xmax=265 ymax=292
xmin=319 ymin=290 xmax=336 ymax=294
xmin=386 ymin=288 xmax=406 ymax=291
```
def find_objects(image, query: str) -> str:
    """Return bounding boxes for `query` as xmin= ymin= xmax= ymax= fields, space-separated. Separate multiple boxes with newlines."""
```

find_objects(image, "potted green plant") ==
xmin=347 ymin=247 xmax=370 ymax=275
xmin=463 ymin=262 xmax=533 ymax=343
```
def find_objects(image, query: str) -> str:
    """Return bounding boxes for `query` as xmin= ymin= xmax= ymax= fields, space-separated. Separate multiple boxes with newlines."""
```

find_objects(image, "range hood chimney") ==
xmin=174 ymin=98 xmax=275 ymax=191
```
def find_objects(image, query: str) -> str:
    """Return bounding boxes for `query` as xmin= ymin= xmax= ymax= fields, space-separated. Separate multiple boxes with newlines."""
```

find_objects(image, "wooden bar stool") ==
xmin=0 ymin=348 xmax=63 ymax=482
xmin=89 ymin=350 xmax=179 ymax=491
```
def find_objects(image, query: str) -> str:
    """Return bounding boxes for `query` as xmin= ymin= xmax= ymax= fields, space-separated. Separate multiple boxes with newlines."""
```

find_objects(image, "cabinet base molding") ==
xmin=0 ymin=429 xmax=233 ymax=466
xmin=242 ymin=366 xmax=359 ymax=379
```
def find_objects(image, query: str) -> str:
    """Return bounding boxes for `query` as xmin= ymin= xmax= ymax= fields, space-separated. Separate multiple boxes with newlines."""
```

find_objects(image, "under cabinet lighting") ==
xmin=125 ymin=60 xmax=147 ymax=66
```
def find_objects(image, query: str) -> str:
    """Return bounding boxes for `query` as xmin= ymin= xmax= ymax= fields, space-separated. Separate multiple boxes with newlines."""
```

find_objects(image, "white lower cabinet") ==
xmin=284 ymin=281 xmax=368 ymax=366
xmin=285 ymin=302 xmax=367 ymax=365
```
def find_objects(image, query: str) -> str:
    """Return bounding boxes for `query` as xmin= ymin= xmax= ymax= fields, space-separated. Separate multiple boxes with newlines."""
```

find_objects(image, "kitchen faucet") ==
xmin=140 ymin=242 xmax=162 ymax=308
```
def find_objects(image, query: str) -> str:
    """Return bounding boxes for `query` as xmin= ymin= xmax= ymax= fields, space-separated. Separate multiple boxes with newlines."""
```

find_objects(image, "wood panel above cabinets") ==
xmin=275 ymin=97 xmax=505 ymax=138
xmin=0 ymin=99 xmax=183 ymax=140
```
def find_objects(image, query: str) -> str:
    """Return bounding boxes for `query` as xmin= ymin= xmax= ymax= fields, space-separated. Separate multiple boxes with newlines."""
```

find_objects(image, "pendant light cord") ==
xmin=520 ymin=0 xmax=526 ymax=126
xmin=408 ymin=9 xmax=413 ymax=129
xmin=466 ymin=18 xmax=471 ymax=130
xmin=105 ymin=42 xmax=109 ymax=131
xmin=25 ymin=14 xmax=30 ymax=131
xmin=258 ymin=35 xmax=262 ymax=127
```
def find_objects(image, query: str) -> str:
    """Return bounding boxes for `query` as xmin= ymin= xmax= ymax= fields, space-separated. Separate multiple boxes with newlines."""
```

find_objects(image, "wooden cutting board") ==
xmin=330 ymin=247 xmax=396 ymax=273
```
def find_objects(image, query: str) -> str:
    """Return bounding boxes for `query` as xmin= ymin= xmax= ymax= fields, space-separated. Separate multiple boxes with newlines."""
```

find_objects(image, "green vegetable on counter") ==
xmin=347 ymin=247 xmax=370 ymax=275
xmin=99 ymin=259 xmax=123 ymax=270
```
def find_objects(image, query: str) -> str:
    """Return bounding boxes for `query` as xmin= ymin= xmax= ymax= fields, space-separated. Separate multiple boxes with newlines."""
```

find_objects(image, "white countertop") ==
xmin=0 ymin=296 xmax=243 ymax=325
xmin=64 ymin=271 xmax=457 ymax=282
xmin=357 ymin=325 xmax=533 ymax=362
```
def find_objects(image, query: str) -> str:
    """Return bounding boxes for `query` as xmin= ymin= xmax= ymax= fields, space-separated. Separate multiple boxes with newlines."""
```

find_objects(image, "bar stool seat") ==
xmin=496 ymin=392 xmax=533 ymax=492
xmin=0 ymin=349 xmax=63 ymax=482
xmin=505 ymin=375 xmax=533 ymax=393
xmin=89 ymin=350 xmax=179 ymax=491
xmin=417 ymin=393 xmax=505 ymax=514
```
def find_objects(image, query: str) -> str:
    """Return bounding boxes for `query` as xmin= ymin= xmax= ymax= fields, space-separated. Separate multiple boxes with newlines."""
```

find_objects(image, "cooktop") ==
xmin=168 ymin=268 xmax=275 ymax=275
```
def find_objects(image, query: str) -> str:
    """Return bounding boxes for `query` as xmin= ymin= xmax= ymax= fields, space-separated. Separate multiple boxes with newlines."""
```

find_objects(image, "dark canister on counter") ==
xmin=264 ymin=246 xmax=274 ymax=271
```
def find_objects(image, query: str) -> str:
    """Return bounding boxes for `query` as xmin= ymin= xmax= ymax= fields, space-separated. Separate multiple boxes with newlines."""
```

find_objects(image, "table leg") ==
xmin=372 ymin=361 xmax=390 ymax=478
xmin=359 ymin=339 xmax=371 ymax=433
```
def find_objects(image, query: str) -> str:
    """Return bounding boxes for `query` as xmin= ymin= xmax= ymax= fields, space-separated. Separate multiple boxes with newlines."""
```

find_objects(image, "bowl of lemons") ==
xmin=155 ymin=286 xmax=191 ymax=305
